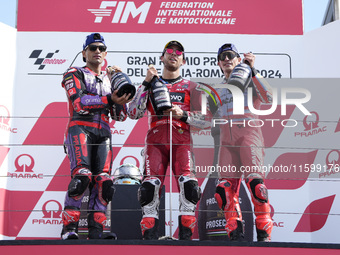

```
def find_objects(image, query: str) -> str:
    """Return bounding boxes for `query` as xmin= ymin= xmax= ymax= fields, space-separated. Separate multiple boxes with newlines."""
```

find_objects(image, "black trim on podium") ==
xmin=110 ymin=184 xmax=165 ymax=240
xmin=1 ymin=239 xmax=340 ymax=249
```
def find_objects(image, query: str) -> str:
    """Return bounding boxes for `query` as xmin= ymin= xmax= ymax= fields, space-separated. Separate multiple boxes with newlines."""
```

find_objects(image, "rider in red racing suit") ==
xmin=61 ymin=33 xmax=131 ymax=240
xmin=128 ymin=41 xmax=210 ymax=240
xmin=212 ymin=43 xmax=274 ymax=242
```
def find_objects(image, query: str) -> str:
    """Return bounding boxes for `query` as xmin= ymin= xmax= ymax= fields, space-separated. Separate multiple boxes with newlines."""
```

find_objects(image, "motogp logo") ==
xmin=29 ymin=49 xmax=66 ymax=70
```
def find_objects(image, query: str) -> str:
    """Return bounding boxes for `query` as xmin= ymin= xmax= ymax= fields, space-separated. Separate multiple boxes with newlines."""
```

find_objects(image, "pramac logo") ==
xmin=319 ymin=150 xmax=340 ymax=178
xmin=303 ymin=111 xmax=319 ymax=131
xmin=109 ymin=120 xmax=125 ymax=135
xmin=270 ymin=204 xmax=284 ymax=228
xmin=120 ymin=155 xmax=140 ymax=168
xmin=8 ymin=154 xmax=43 ymax=179
xmin=15 ymin=154 xmax=34 ymax=173
xmin=32 ymin=200 xmax=63 ymax=225
xmin=326 ymin=150 xmax=340 ymax=166
xmin=101 ymin=59 xmax=108 ymax=72
xmin=0 ymin=105 xmax=17 ymax=133
xmin=294 ymin=111 xmax=327 ymax=137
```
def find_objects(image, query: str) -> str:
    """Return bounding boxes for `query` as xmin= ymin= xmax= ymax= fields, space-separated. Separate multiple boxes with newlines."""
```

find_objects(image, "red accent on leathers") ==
xmin=214 ymin=180 xmax=242 ymax=236
xmin=250 ymin=189 xmax=273 ymax=240
xmin=93 ymin=212 xmax=107 ymax=228
xmin=180 ymin=215 xmax=197 ymax=233
xmin=93 ymin=174 xmax=112 ymax=206
xmin=144 ymin=126 xmax=193 ymax=186
xmin=62 ymin=209 xmax=81 ymax=226
xmin=140 ymin=217 xmax=156 ymax=235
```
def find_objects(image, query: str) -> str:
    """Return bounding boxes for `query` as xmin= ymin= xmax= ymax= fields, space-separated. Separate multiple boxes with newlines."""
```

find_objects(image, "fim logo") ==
xmin=32 ymin=200 xmax=63 ymax=225
xmin=88 ymin=1 xmax=151 ymax=23
xmin=29 ymin=50 xmax=66 ymax=70
xmin=294 ymin=111 xmax=327 ymax=137
xmin=7 ymin=154 xmax=43 ymax=179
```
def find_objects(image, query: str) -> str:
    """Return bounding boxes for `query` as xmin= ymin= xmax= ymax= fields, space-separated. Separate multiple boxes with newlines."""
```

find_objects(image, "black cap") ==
xmin=162 ymin=40 xmax=185 ymax=56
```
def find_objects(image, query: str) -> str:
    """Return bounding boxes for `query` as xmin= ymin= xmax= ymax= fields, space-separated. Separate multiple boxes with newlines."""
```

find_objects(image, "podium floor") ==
xmin=1 ymin=239 xmax=340 ymax=255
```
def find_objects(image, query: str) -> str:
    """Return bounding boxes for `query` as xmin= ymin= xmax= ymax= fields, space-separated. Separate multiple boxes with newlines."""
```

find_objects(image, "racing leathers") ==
xmin=61 ymin=66 xmax=127 ymax=240
xmin=128 ymin=76 xmax=210 ymax=240
xmin=212 ymin=73 xmax=274 ymax=241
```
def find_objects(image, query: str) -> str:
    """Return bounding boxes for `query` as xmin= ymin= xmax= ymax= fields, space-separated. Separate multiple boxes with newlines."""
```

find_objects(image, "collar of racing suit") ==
xmin=159 ymin=76 xmax=183 ymax=85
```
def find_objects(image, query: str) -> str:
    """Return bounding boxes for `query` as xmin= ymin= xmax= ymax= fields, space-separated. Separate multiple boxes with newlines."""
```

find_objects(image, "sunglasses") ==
xmin=218 ymin=51 xmax=238 ymax=61
xmin=87 ymin=45 xmax=107 ymax=52
xmin=166 ymin=48 xmax=183 ymax=56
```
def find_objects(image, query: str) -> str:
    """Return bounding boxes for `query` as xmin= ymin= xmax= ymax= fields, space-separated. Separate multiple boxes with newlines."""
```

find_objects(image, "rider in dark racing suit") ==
xmin=61 ymin=33 xmax=131 ymax=240
xmin=128 ymin=41 xmax=210 ymax=240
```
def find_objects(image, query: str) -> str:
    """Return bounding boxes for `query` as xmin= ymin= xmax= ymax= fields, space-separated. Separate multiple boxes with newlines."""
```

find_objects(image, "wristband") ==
xmin=107 ymin=94 xmax=114 ymax=106
xmin=180 ymin=110 xmax=188 ymax=123
xmin=251 ymin=67 xmax=258 ymax=77
xmin=142 ymin=80 xmax=151 ymax=90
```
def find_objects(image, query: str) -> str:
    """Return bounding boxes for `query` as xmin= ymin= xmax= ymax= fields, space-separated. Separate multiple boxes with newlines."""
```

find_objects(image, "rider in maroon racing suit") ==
xmin=61 ymin=33 xmax=131 ymax=240
xmin=128 ymin=41 xmax=210 ymax=240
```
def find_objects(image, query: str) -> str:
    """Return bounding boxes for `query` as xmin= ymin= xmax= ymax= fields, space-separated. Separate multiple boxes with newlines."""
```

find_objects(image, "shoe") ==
xmin=141 ymin=217 xmax=159 ymax=240
xmin=61 ymin=231 xmax=79 ymax=240
xmin=226 ymin=220 xmax=244 ymax=241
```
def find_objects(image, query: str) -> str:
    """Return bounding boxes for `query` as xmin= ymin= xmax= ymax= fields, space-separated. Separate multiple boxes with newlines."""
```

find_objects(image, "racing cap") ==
xmin=83 ymin=33 xmax=106 ymax=50
xmin=162 ymin=40 xmax=185 ymax=56
xmin=217 ymin=43 xmax=240 ymax=58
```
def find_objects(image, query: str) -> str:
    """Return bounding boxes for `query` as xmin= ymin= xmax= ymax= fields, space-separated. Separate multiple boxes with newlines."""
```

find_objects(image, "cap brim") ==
xmin=164 ymin=41 xmax=184 ymax=52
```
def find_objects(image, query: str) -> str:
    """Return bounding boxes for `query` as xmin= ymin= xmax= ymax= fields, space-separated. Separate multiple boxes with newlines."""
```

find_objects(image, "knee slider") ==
xmin=138 ymin=177 xmax=161 ymax=206
xmin=179 ymin=175 xmax=201 ymax=204
xmin=215 ymin=180 xmax=232 ymax=210
xmin=246 ymin=173 xmax=268 ymax=203
xmin=68 ymin=168 xmax=92 ymax=197
xmin=95 ymin=173 xmax=115 ymax=203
